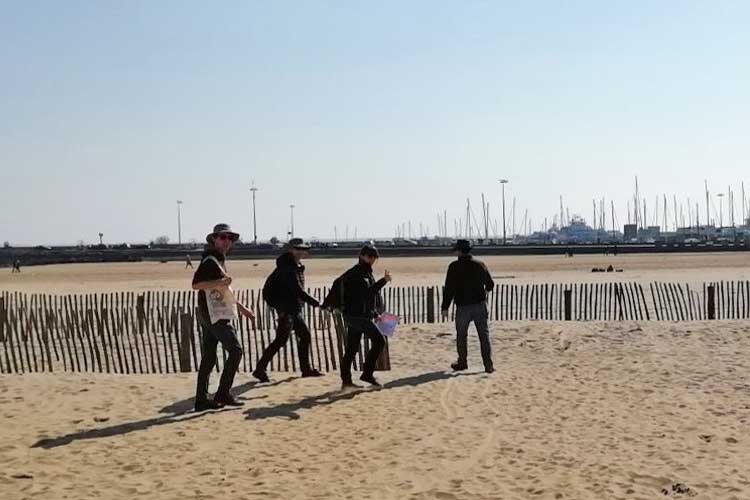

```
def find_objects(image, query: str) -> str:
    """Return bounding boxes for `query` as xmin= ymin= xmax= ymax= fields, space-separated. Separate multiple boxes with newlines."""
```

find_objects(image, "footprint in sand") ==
xmin=439 ymin=378 xmax=457 ymax=419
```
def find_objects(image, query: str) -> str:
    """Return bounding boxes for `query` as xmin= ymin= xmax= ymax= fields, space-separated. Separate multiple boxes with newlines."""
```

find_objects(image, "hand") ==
xmin=441 ymin=309 xmax=449 ymax=321
xmin=220 ymin=275 xmax=233 ymax=287
xmin=241 ymin=308 xmax=255 ymax=321
xmin=383 ymin=270 xmax=392 ymax=283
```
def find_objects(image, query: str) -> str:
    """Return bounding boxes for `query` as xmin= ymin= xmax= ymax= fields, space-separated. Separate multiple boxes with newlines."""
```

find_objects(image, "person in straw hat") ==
xmin=192 ymin=223 xmax=255 ymax=411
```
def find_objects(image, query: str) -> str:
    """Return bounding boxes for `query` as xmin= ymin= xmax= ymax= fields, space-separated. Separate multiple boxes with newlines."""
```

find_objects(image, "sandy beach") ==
xmin=2 ymin=320 xmax=749 ymax=500
xmin=2 ymin=252 xmax=750 ymax=294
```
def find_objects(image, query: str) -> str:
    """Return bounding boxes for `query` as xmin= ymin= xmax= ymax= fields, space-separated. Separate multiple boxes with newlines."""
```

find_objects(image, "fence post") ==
xmin=136 ymin=294 xmax=145 ymax=335
xmin=179 ymin=313 xmax=193 ymax=372
xmin=707 ymin=285 xmax=716 ymax=320
xmin=564 ymin=290 xmax=572 ymax=321
xmin=426 ymin=287 xmax=435 ymax=323
xmin=0 ymin=297 xmax=5 ymax=342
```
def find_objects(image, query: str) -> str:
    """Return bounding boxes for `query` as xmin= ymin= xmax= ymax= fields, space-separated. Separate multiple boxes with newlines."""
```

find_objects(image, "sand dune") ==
xmin=2 ymin=320 xmax=749 ymax=499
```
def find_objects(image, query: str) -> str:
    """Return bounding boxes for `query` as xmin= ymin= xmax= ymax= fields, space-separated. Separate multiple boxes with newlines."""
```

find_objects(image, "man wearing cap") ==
xmin=338 ymin=244 xmax=392 ymax=388
xmin=192 ymin=223 xmax=255 ymax=411
xmin=253 ymin=238 xmax=322 ymax=382
xmin=441 ymin=239 xmax=495 ymax=373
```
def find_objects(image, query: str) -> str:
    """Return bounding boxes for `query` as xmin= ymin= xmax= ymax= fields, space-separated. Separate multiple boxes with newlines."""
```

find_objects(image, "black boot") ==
xmin=252 ymin=369 xmax=270 ymax=383
xmin=360 ymin=374 xmax=381 ymax=387
xmin=301 ymin=369 xmax=324 ymax=378
xmin=195 ymin=400 xmax=224 ymax=412
xmin=214 ymin=393 xmax=244 ymax=407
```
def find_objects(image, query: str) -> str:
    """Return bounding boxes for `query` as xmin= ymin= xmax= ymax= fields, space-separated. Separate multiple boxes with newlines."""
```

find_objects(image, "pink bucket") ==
xmin=376 ymin=312 xmax=400 ymax=337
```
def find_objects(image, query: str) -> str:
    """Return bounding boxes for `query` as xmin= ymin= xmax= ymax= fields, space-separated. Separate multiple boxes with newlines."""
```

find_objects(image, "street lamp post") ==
xmin=717 ymin=193 xmax=725 ymax=228
xmin=250 ymin=183 xmax=259 ymax=245
xmin=290 ymin=204 xmax=295 ymax=238
xmin=176 ymin=200 xmax=183 ymax=246
xmin=499 ymin=179 xmax=509 ymax=244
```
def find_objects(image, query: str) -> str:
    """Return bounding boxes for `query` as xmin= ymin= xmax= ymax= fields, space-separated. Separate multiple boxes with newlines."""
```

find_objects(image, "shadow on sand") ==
xmin=245 ymin=370 xmax=479 ymax=421
xmin=32 ymin=376 xmax=295 ymax=450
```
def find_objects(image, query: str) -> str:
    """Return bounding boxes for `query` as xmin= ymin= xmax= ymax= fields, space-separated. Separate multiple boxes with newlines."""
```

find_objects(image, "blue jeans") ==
xmin=455 ymin=302 xmax=493 ymax=369
xmin=195 ymin=319 xmax=242 ymax=403
xmin=340 ymin=317 xmax=385 ymax=384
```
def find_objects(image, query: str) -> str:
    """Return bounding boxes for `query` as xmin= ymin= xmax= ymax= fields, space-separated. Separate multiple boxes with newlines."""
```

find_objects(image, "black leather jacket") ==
xmin=341 ymin=261 xmax=387 ymax=319
xmin=274 ymin=253 xmax=319 ymax=314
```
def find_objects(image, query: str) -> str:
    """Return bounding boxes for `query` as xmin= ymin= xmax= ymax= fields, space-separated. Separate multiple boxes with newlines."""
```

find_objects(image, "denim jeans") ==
xmin=340 ymin=317 xmax=385 ymax=384
xmin=455 ymin=302 xmax=493 ymax=369
xmin=255 ymin=312 xmax=312 ymax=373
xmin=195 ymin=319 xmax=242 ymax=403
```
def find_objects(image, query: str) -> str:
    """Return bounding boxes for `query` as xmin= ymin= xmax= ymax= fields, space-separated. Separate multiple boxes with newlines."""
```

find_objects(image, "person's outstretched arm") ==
xmin=288 ymin=271 xmax=320 ymax=307
xmin=441 ymin=263 xmax=456 ymax=311
xmin=481 ymin=262 xmax=495 ymax=292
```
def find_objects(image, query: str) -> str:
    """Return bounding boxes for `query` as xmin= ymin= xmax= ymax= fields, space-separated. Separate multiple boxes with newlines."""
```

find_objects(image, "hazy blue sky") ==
xmin=2 ymin=1 xmax=749 ymax=245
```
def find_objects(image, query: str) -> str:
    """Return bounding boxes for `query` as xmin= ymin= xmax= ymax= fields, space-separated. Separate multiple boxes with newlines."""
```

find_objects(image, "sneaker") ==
xmin=195 ymin=400 xmax=224 ymax=412
xmin=252 ymin=369 xmax=270 ymax=383
xmin=301 ymin=369 xmax=324 ymax=378
xmin=451 ymin=362 xmax=468 ymax=371
xmin=485 ymin=366 xmax=495 ymax=374
xmin=341 ymin=381 xmax=362 ymax=391
xmin=359 ymin=374 xmax=381 ymax=387
xmin=213 ymin=393 xmax=244 ymax=407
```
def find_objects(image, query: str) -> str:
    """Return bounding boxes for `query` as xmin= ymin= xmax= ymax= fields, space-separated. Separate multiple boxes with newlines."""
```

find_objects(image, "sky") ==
xmin=2 ymin=1 xmax=749 ymax=245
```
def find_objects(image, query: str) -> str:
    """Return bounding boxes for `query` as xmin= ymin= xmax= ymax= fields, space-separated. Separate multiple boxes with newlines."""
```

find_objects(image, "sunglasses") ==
xmin=216 ymin=234 xmax=234 ymax=241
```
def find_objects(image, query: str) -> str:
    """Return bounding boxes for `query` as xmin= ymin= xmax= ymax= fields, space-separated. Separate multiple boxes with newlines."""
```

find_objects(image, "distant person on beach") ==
xmin=185 ymin=254 xmax=193 ymax=269
xmin=192 ymin=223 xmax=255 ymax=411
xmin=441 ymin=239 xmax=495 ymax=373
xmin=331 ymin=244 xmax=392 ymax=388
xmin=253 ymin=238 xmax=322 ymax=382
xmin=11 ymin=259 xmax=21 ymax=273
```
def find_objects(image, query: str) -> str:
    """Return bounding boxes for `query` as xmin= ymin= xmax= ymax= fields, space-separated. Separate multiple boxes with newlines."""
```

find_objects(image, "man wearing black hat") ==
xmin=192 ymin=223 xmax=255 ymax=411
xmin=253 ymin=238 xmax=322 ymax=382
xmin=337 ymin=244 xmax=392 ymax=388
xmin=441 ymin=239 xmax=495 ymax=373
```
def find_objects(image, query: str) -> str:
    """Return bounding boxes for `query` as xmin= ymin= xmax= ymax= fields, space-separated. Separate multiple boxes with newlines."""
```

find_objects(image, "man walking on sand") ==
xmin=185 ymin=254 xmax=193 ymax=269
xmin=335 ymin=244 xmax=392 ymax=388
xmin=253 ymin=238 xmax=322 ymax=382
xmin=441 ymin=239 xmax=495 ymax=373
xmin=192 ymin=223 xmax=255 ymax=411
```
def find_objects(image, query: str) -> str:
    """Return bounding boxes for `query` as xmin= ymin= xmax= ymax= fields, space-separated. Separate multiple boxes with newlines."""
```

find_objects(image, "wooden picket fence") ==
xmin=0 ymin=281 xmax=747 ymax=375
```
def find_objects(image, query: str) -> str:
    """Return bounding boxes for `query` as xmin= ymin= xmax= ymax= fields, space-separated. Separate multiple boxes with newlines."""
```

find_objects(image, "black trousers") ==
xmin=340 ymin=317 xmax=385 ymax=384
xmin=256 ymin=312 xmax=312 ymax=373
xmin=195 ymin=319 xmax=243 ymax=403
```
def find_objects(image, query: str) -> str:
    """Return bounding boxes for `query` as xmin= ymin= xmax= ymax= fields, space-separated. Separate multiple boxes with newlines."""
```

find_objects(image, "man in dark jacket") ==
xmin=339 ymin=244 xmax=392 ymax=388
xmin=253 ymin=238 xmax=321 ymax=382
xmin=441 ymin=239 xmax=495 ymax=373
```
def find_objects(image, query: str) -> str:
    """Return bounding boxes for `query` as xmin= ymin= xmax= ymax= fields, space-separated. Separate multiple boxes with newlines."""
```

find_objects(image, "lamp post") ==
xmin=250 ymin=183 xmax=259 ymax=245
xmin=290 ymin=204 xmax=295 ymax=238
xmin=499 ymin=179 xmax=509 ymax=244
xmin=176 ymin=200 xmax=183 ymax=246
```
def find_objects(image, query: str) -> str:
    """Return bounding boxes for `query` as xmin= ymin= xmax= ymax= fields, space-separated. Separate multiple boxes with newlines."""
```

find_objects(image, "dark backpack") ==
xmin=262 ymin=269 xmax=282 ymax=308
xmin=321 ymin=272 xmax=347 ymax=310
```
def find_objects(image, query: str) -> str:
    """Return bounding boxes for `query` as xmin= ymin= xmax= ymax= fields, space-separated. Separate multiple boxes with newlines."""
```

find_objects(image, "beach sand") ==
xmin=2 ymin=320 xmax=749 ymax=500
xmin=2 ymin=252 xmax=750 ymax=294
